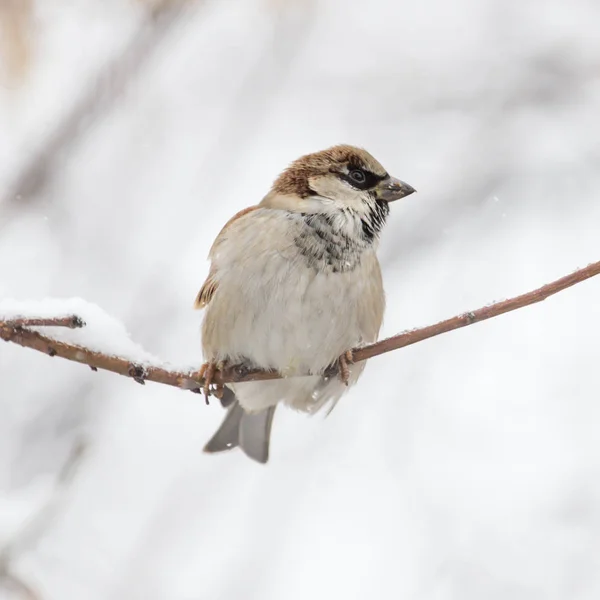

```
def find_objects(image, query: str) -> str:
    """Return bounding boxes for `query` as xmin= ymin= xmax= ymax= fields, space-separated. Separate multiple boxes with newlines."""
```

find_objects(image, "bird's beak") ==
xmin=375 ymin=176 xmax=416 ymax=202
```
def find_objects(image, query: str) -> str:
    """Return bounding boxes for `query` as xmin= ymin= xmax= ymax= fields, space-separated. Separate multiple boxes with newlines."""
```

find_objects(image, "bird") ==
xmin=194 ymin=144 xmax=415 ymax=463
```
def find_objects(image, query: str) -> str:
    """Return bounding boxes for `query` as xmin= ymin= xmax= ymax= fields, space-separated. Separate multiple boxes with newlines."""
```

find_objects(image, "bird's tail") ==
xmin=203 ymin=390 xmax=276 ymax=464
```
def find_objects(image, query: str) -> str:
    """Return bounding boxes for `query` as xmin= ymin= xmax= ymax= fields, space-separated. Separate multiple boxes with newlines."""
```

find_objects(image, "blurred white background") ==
xmin=1 ymin=0 xmax=600 ymax=598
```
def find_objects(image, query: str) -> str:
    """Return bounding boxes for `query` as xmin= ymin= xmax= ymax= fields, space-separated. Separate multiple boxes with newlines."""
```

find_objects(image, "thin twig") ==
xmin=2 ymin=316 xmax=85 ymax=329
xmin=0 ymin=260 xmax=599 ymax=390
xmin=351 ymin=260 xmax=600 ymax=363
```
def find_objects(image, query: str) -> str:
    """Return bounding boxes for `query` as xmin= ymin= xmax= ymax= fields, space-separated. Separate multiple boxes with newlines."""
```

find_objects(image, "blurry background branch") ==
xmin=1 ymin=0 xmax=194 ymax=208
xmin=1 ymin=260 xmax=599 ymax=393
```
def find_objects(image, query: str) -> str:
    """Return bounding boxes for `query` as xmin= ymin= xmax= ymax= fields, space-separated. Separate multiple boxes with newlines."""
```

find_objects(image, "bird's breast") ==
xmin=292 ymin=212 xmax=370 ymax=274
xmin=203 ymin=259 xmax=381 ymax=376
xmin=201 ymin=208 xmax=384 ymax=376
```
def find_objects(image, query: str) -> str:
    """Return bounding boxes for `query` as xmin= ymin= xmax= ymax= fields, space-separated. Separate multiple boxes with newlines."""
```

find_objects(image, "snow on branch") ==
xmin=1 ymin=260 xmax=600 ymax=395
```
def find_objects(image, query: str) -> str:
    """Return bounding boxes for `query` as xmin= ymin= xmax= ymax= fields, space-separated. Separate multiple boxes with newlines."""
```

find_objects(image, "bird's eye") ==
xmin=349 ymin=169 xmax=366 ymax=183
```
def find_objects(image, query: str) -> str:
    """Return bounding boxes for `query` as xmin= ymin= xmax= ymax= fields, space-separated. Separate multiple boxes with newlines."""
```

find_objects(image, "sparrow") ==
xmin=195 ymin=145 xmax=415 ymax=463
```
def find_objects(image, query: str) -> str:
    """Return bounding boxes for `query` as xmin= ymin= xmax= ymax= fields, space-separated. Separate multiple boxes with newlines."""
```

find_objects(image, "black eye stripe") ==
xmin=336 ymin=168 xmax=387 ymax=191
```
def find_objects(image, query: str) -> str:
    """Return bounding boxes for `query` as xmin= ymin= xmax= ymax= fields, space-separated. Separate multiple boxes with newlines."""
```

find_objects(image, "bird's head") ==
xmin=263 ymin=144 xmax=415 ymax=219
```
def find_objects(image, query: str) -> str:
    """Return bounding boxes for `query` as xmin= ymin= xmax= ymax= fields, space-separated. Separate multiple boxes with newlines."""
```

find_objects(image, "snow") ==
xmin=1 ymin=0 xmax=600 ymax=599
xmin=0 ymin=298 xmax=163 ymax=365
xmin=0 ymin=475 xmax=55 ymax=544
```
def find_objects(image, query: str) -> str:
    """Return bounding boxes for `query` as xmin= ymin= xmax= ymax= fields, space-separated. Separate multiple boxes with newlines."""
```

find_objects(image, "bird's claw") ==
xmin=198 ymin=361 xmax=226 ymax=404
xmin=337 ymin=350 xmax=354 ymax=386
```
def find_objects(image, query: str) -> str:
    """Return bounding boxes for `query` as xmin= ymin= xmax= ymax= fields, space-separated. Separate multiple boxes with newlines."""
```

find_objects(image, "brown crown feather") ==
xmin=271 ymin=144 xmax=388 ymax=198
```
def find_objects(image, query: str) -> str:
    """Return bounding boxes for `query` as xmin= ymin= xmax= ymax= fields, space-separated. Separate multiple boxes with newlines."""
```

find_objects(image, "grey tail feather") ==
xmin=203 ymin=395 xmax=276 ymax=464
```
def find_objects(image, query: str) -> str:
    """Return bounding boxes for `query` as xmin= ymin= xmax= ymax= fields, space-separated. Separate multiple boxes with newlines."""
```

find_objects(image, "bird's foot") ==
xmin=337 ymin=350 xmax=354 ymax=386
xmin=197 ymin=360 xmax=226 ymax=404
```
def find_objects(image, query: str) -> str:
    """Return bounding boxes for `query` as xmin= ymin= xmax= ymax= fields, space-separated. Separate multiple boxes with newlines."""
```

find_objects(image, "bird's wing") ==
xmin=193 ymin=206 xmax=260 ymax=309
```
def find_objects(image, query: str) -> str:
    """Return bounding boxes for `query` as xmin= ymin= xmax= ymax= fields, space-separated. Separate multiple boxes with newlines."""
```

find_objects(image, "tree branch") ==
xmin=2 ymin=316 xmax=85 ymax=329
xmin=1 ymin=260 xmax=599 ymax=392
